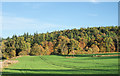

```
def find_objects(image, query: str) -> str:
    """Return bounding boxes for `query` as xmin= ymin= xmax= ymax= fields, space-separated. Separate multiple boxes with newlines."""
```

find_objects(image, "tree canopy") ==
xmin=1 ymin=26 xmax=119 ymax=59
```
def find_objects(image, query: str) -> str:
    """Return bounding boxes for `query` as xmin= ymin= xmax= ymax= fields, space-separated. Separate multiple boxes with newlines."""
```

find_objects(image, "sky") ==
xmin=2 ymin=2 xmax=118 ymax=38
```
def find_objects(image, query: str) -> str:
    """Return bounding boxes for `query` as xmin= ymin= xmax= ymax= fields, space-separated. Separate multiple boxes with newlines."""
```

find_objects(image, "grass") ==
xmin=1 ymin=53 xmax=120 ymax=76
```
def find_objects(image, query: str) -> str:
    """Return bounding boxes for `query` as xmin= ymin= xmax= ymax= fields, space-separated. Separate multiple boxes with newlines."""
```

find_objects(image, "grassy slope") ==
xmin=2 ymin=53 xmax=120 ymax=76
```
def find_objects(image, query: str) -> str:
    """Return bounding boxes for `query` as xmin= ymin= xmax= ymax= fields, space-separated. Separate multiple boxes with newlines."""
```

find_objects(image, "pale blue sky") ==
xmin=2 ymin=2 xmax=118 ymax=38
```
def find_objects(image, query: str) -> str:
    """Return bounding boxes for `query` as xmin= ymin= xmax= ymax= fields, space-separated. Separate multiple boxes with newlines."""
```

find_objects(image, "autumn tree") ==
xmin=54 ymin=36 xmax=70 ymax=55
xmin=88 ymin=44 xmax=99 ymax=54
xmin=30 ymin=43 xmax=45 ymax=56
xmin=18 ymin=42 xmax=31 ymax=56
xmin=41 ymin=41 xmax=54 ymax=55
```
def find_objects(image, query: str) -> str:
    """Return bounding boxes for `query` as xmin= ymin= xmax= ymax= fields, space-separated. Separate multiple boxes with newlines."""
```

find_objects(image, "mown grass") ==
xmin=1 ymin=53 xmax=120 ymax=76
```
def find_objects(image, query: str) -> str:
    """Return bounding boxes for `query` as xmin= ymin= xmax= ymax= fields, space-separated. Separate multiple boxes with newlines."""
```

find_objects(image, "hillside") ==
xmin=1 ymin=26 xmax=120 ymax=59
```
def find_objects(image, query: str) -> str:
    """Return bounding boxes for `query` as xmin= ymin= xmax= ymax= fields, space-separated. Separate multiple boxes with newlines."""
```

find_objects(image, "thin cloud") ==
xmin=90 ymin=0 xmax=97 ymax=2
xmin=89 ymin=0 xmax=119 ymax=2
xmin=2 ymin=15 xmax=78 ymax=35
xmin=90 ymin=0 xmax=100 ymax=4
xmin=3 ymin=16 xmax=64 ymax=30
xmin=34 ymin=23 xmax=78 ymax=33
xmin=3 ymin=16 xmax=37 ymax=30
xmin=21 ymin=2 xmax=48 ymax=9
xmin=1 ymin=0 xmax=119 ymax=2
xmin=0 ymin=16 xmax=2 ymax=31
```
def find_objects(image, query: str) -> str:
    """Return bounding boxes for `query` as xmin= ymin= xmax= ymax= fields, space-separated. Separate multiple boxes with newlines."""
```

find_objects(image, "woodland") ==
xmin=0 ymin=26 xmax=120 ymax=59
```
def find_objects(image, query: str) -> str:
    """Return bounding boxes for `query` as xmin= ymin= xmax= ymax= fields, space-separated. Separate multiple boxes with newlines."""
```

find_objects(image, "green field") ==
xmin=2 ymin=53 xmax=120 ymax=76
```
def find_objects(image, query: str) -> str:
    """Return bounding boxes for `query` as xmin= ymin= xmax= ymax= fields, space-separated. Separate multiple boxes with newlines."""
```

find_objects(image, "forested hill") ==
xmin=1 ymin=26 xmax=120 ymax=59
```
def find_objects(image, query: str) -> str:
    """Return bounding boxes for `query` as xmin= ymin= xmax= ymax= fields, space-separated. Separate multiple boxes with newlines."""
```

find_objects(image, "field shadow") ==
xmin=1 ymin=71 xmax=119 ymax=76
xmin=57 ymin=54 xmax=93 ymax=57
xmin=89 ymin=56 xmax=119 ymax=59
xmin=57 ymin=54 xmax=120 ymax=59
xmin=4 ymin=68 xmax=116 ymax=71
xmin=2 ymin=68 xmax=119 ymax=76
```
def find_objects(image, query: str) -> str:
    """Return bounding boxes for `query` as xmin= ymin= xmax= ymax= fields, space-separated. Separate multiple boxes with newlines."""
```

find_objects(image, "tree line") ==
xmin=0 ymin=26 xmax=119 ymax=59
